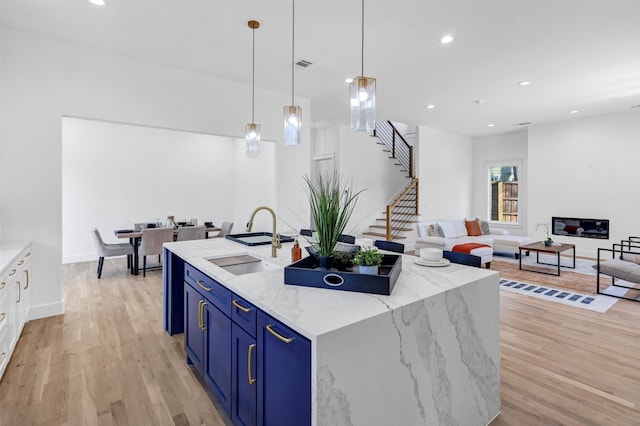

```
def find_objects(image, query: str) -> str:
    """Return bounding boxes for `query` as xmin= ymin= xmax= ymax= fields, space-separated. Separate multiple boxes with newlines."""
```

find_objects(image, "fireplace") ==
xmin=552 ymin=217 xmax=609 ymax=240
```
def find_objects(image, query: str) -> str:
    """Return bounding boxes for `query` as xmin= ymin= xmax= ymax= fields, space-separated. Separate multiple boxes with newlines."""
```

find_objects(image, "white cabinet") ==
xmin=0 ymin=243 xmax=32 ymax=380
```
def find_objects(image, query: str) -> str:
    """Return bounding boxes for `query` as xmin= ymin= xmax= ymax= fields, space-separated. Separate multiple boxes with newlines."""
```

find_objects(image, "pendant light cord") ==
xmin=361 ymin=0 xmax=364 ymax=77
xmin=291 ymin=0 xmax=295 ymax=105
xmin=252 ymin=26 xmax=255 ymax=123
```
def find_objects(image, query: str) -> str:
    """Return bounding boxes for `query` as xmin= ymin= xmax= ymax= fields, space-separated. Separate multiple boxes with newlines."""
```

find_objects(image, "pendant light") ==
xmin=283 ymin=0 xmax=302 ymax=146
xmin=350 ymin=0 xmax=376 ymax=133
xmin=246 ymin=20 xmax=261 ymax=158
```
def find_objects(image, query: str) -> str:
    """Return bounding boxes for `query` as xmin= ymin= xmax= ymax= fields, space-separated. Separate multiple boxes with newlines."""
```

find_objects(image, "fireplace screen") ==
xmin=552 ymin=217 xmax=609 ymax=240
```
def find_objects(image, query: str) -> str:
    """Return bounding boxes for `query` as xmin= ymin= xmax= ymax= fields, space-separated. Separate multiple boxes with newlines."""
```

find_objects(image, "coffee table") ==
xmin=518 ymin=241 xmax=576 ymax=276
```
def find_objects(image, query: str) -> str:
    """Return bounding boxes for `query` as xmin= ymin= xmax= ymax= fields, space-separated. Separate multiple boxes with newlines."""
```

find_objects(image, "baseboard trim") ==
xmin=29 ymin=300 xmax=65 ymax=320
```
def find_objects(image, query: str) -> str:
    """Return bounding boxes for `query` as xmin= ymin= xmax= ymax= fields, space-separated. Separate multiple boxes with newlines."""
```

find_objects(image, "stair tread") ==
xmin=377 ymin=218 xmax=419 ymax=223
xmin=370 ymin=225 xmax=413 ymax=231
xmin=362 ymin=231 xmax=407 ymax=240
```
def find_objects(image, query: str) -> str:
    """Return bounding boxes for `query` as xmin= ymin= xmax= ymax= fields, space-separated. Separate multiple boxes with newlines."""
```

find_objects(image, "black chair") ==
xmin=374 ymin=240 xmax=405 ymax=253
xmin=443 ymin=250 xmax=482 ymax=268
xmin=337 ymin=234 xmax=356 ymax=244
xmin=300 ymin=229 xmax=313 ymax=237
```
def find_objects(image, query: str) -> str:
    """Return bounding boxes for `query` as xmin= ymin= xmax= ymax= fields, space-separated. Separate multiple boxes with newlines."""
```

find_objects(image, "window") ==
xmin=489 ymin=164 xmax=519 ymax=223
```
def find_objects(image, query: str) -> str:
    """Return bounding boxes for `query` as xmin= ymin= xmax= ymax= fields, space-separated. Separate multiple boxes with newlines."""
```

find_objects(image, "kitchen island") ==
xmin=163 ymin=238 xmax=500 ymax=426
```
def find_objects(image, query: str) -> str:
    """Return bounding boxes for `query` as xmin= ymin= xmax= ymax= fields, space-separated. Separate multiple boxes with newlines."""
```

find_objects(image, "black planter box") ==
xmin=283 ymin=254 xmax=402 ymax=296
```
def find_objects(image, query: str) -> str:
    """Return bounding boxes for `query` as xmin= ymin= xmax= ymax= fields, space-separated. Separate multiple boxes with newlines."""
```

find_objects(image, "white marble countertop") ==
xmin=0 ymin=240 xmax=31 ymax=276
xmin=164 ymin=238 xmax=498 ymax=340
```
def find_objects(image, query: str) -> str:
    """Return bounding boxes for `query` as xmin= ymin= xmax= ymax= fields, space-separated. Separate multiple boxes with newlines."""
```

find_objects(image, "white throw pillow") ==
xmin=451 ymin=219 xmax=468 ymax=237
xmin=417 ymin=222 xmax=429 ymax=237
xmin=437 ymin=221 xmax=457 ymax=239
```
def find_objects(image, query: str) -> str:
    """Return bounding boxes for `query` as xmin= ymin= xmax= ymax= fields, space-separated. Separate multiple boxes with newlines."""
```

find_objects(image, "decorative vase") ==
xmin=544 ymin=239 xmax=553 ymax=247
xmin=318 ymin=255 xmax=334 ymax=270
xmin=358 ymin=265 xmax=378 ymax=275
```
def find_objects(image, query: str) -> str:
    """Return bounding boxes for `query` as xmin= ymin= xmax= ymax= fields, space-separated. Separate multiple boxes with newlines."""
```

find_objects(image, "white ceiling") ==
xmin=1 ymin=0 xmax=639 ymax=137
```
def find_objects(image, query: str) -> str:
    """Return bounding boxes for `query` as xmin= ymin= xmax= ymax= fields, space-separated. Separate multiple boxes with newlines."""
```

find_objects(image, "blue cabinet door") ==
xmin=184 ymin=283 xmax=204 ymax=376
xmin=257 ymin=312 xmax=311 ymax=426
xmin=163 ymin=248 xmax=185 ymax=335
xmin=204 ymin=302 xmax=232 ymax=416
xmin=232 ymin=323 xmax=257 ymax=426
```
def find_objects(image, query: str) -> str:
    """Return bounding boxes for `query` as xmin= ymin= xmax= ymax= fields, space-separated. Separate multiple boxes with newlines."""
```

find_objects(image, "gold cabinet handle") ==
xmin=0 ymin=312 xmax=5 ymax=322
xmin=9 ymin=269 xmax=16 ymax=277
xmin=24 ymin=270 xmax=29 ymax=289
xmin=16 ymin=283 xmax=21 ymax=303
xmin=232 ymin=299 xmax=252 ymax=313
xmin=196 ymin=280 xmax=212 ymax=292
xmin=25 ymin=252 xmax=31 ymax=257
xmin=0 ymin=282 xmax=5 ymax=290
xmin=266 ymin=324 xmax=293 ymax=344
xmin=18 ymin=260 xmax=24 ymax=266
xmin=0 ymin=352 xmax=6 ymax=364
xmin=247 ymin=343 xmax=256 ymax=385
xmin=199 ymin=301 xmax=207 ymax=331
xmin=197 ymin=300 xmax=202 ymax=331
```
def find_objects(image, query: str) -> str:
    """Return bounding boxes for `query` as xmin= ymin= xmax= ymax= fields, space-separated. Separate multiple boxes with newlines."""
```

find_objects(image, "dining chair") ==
xmin=299 ymin=229 xmax=313 ymax=237
xmin=139 ymin=227 xmax=174 ymax=277
xmin=337 ymin=234 xmax=356 ymax=244
xmin=91 ymin=228 xmax=135 ymax=279
xmin=374 ymin=240 xmax=405 ymax=253
xmin=213 ymin=221 xmax=234 ymax=238
xmin=177 ymin=225 xmax=206 ymax=241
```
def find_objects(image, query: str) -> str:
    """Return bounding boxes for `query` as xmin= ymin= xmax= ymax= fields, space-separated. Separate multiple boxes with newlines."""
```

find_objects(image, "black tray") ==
xmin=284 ymin=254 xmax=402 ymax=295
xmin=226 ymin=232 xmax=295 ymax=246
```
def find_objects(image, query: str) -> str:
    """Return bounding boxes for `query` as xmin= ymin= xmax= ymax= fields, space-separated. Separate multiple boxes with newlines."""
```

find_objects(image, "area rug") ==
xmin=491 ymin=259 xmax=624 ymax=312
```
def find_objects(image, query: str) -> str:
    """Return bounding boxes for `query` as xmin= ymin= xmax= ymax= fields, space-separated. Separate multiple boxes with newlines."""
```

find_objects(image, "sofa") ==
xmin=415 ymin=218 xmax=535 ymax=261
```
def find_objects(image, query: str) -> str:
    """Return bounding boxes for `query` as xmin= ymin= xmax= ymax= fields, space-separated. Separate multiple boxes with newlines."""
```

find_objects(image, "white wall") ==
xmin=0 ymin=27 xmax=309 ymax=320
xmin=311 ymin=125 xmax=408 ymax=236
xmin=62 ymin=118 xmax=277 ymax=262
xmin=418 ymin=126 xmax=473 ymax=221
xmin=472 ymin=130 xmax=528 ymax=234
xmin=528 ymin=110 xmax=640 ymax=257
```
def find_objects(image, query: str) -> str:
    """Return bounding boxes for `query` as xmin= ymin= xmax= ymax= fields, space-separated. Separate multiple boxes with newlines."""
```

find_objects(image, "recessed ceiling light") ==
xmin=89 ymin=0 xmax=105 ymax=5
xmin=488 ymin=124 xmax=495 ymax=127
xmin=631 ymin=104 xmax=640 ymax=109
xmin=570 ymin=110 xmax=579 ymax=114
xmin=518 ymin=81 xmax=531 ymax=86
xmin=472 ymin=99 xmax=485 ymax=105
xmin=345 ymin=78 xmax=353 ymax=83
xmin=440 ymin=35 xmax=454 ymax=44
xmin=425 ymin=104 xmax=435 ymax=109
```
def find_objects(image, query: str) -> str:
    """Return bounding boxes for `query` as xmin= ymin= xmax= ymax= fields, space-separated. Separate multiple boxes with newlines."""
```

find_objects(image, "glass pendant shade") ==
xmin=283 ymin=105 xmax=302 ymax=146
xmin=350 ymin=76 xmax=376 ymax=133
xmin=245 ymin=123 xmax=261 ymax=158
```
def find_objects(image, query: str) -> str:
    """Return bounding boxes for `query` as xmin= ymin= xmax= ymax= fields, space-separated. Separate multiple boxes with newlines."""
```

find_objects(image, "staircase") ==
xmin=362 ymin=121 xmax=419 ymax=242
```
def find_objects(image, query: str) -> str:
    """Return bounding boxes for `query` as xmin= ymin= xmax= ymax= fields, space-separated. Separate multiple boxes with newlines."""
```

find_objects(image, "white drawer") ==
xmin=0 ymin=289 xmax=6 ymax=335
xmin=0 ymin=327 xmax=8 ymax=376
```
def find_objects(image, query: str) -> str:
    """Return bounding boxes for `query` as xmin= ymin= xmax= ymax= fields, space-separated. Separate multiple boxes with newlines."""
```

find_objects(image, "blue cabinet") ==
xmin=258 ymin=311 xmax=311 ymax=426
xmin=184 ymin=264 xmax=233 ymax=415
xmin=231 ymin=323 xmax=257 ymax=426
xmin=183 ymin=263 xmax=311 ymax=426
xmin=184 ymin=282 xmax=205 ymax=375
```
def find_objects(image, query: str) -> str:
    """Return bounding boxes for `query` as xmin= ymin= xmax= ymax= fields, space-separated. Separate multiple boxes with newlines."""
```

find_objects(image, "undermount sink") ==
xmin=206 ymin=254 xmax=277 ymax=276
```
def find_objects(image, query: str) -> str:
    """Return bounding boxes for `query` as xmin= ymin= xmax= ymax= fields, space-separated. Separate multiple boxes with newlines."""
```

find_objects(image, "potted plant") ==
xmin=353 ymin=247 xmax=384 ymax=275
xmin=536 ymin=222 xmax=553 ymax=246
xmin=304 ymin=172 xmax=363 ymax=270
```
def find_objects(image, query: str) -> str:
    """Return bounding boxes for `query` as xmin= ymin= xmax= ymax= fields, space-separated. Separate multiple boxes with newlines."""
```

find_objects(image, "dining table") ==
xmin=114 ymin=226 xmax=221 ymax=275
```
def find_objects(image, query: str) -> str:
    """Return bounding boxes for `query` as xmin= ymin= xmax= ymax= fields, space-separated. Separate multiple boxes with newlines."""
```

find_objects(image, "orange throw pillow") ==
xmin=465 ymin=219 xmax=482 ymax=236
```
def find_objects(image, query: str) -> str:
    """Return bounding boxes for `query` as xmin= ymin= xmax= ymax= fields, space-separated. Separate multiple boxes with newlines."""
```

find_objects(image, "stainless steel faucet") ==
xmin=246 ymin=206 xmax=282 ymax=258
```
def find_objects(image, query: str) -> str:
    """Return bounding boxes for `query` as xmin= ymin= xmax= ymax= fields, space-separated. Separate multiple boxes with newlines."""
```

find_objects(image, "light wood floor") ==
xmin=2 ymin=259 xmax=640 ymax=425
